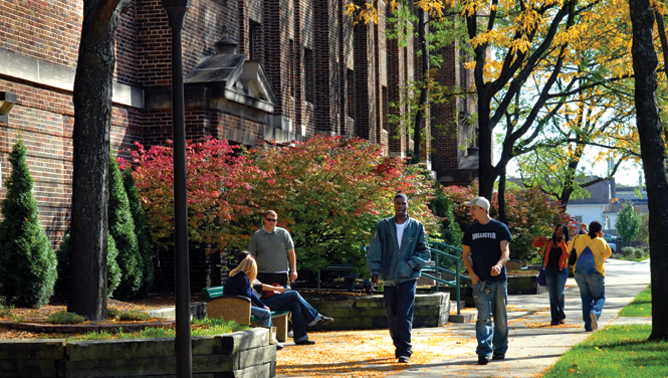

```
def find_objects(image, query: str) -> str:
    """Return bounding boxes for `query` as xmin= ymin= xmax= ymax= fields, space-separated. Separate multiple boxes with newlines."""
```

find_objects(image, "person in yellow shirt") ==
xmin=567 ymin=221 xmax=612 ymax=332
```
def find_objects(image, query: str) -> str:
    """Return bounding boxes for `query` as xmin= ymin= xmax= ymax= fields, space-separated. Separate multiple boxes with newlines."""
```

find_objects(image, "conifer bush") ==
xmin=123 ymin=168 xmax=154 ymax=297
xmin=54 ymin=234 xmax=121 ymax=299
xmin=109 ymin=153 xmax=142 ymax=299
xmin=0 ymin=140 xmax=57 ymax=307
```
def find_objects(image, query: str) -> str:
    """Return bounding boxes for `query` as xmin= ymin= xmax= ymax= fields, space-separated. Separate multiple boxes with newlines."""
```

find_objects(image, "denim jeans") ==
xmin=545 ymin=267 xmax=568 ymax=322
xmin=472 ymin=280 xmax=508 ymax=358
xmin=384 ymin=279 xmax=417 ymax=358
xmin=262 ymin=290 xmax=319 ymax=342
xmin=574 ymin=272 xmax=605 ymax=331
xmin=250 ymin=305 xmax=273 ymax=328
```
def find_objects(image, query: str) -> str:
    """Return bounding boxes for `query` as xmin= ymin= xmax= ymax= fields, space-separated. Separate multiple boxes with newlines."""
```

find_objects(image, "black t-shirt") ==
xmin=462 ymin=219 xmax=513 ymax=282
xmin=547 ymin=242 xmax=561 ymax=269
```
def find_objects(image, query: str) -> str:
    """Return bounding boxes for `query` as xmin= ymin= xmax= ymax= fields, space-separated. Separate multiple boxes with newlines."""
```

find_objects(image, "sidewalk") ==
xmin=385 ymin=258 xmax=651 ymax=378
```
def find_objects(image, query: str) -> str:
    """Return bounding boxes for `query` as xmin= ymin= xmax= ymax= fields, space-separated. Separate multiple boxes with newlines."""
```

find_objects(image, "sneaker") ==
xmin=550 ymin=320 xmax=559 ymax=326
xmin=315 ymin=315 xmax=334 ymax=327
xmin=398 ymin=356 xmax=410 ymax=363
xmin=559 ymin=319 xmax=566 ymax=325
xmin=273 ymin=340 xmax=284 ymax=350
xmin=478 ymin=355 xmax=489 ymax=365
xmin=590 ymin=312 xmax=599 ymax=331
xmin=288 ymin=330 xmax=294 ymax=338
xmin=295 ymin=339 xmax=316 ymax=345
xmin=492 ymin=352 xmax=505 ymax=361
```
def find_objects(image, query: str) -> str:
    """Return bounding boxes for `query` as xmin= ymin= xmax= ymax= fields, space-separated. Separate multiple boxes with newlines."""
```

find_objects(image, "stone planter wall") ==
xmin=305 ymin=293 xmax=450 ymax=330
xmin=0 ymin=328 xmax=275 ymax=378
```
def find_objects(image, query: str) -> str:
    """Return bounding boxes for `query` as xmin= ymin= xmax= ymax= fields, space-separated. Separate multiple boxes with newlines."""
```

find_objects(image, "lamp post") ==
xmin=160 ymin=1 xmax=192 ymax=377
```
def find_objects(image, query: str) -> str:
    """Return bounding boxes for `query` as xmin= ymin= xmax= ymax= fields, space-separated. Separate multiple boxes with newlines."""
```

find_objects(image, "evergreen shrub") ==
xmin=54 ymin=234 xmax=122 ymax=299
xmin=0 ymin=140 xmax=57 ymax=307
xmin=109 ymin=153 xmax=142 ymax=299
xmin=123 ymin=168 xmax=154 ymax=297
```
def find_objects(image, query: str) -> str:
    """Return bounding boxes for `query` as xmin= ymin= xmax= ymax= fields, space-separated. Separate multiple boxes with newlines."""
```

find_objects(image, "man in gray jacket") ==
xmin=367 ymin=193 xmax=430 ymax=363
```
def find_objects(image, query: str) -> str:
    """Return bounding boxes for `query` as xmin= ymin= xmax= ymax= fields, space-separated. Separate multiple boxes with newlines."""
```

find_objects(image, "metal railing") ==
xmin=421 ymin=241 xmax=470 ymax=315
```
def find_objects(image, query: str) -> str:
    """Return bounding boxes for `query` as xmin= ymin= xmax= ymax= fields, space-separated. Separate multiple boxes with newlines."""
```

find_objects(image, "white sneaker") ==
xmin=272 ymin=339 xmax=284 ymax=350
xmin=590 ymin=312 xmax=599 ymax=331
xmin=288 ymin=331 xmax=294 ymax=338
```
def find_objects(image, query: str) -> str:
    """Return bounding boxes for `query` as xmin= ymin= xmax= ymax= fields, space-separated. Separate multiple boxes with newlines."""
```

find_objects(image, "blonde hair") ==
xmin=229 ymin=255 xmax=257 ymax=282
xmin=265 ymin=210 xmax=277 ymax=218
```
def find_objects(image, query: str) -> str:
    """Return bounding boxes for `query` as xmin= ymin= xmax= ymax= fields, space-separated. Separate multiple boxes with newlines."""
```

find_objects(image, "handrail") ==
xmin=421 ymin=241 xmax=470 ymax=315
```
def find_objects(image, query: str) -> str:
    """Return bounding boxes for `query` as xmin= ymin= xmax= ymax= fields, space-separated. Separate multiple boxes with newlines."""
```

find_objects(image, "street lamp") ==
xmin=0 ymin=92 xmax=17 ymax=123
xmin=160 ymin=1 xmax=192 ymax=377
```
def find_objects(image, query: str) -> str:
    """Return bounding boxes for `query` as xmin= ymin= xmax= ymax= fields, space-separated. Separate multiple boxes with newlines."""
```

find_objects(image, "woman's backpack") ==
xmin=575 ymin=239 xmax=597 ymax=275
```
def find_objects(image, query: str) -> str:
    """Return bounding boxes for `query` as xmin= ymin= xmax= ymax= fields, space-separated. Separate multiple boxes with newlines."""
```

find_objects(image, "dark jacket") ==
xmin=366 ymin=215 xmax=430 ymax=286
xmin=223 ymin=271 xmax=267 ymax=308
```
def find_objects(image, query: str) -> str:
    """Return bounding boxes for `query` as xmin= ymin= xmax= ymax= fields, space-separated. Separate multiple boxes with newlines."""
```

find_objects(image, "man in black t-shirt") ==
xmin=462 ymin=196 xmax=512 ymax=365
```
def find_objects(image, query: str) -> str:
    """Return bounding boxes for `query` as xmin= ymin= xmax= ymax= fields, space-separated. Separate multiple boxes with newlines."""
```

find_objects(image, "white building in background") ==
xmin=565 ymin=178 xmax=648 ymax=235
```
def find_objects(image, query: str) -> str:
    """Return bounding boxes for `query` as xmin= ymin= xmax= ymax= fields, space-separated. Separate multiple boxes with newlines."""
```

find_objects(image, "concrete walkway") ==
xmin=386 ymin=258 xmax=651 ymax=377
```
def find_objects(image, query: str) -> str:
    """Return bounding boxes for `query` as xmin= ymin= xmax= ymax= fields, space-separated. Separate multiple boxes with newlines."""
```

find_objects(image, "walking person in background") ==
xmin=579 ymin=222 xmax=588 ymax=235
xmin=367 ymin=193 xmax=430 ymax=363
xmin=462 ymin=196 xmax=512 ymax=365
xmin=532 ymin=224 xmax=571 ymax=325
xmin=568 ymin=221 xmax=612 ymax=332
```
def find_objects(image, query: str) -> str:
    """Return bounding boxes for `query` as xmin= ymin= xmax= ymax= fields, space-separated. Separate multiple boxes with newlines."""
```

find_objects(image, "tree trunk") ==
xmin=498 ymin=168 xmax=507 ymax=224
xmin=413 ymin=7 xmax=428 ymax=164
xmin=629 ymin=0 xmax=668 ymax=340
xmin=68 ymin=0 xmax=124 ymax=320
xmin=477 ymin=100 xmax=495 ymax=201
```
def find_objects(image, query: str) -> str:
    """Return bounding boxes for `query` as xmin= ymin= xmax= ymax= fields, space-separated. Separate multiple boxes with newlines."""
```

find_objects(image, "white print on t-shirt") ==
xmin=472 ymin=232 xmax=496 ymax=240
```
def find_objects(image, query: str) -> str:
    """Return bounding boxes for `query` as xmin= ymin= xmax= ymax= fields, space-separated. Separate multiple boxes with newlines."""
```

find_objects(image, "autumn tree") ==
xmin=68 ymin=0 xmax=130 ymax=320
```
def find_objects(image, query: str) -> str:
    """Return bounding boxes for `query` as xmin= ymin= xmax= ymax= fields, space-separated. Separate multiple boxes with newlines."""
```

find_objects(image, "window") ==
xmin=603 ymin=215 xmax=610 ymax=230
xmin=304 ymin=48 xmax=315 ymax=103
xmin=575 ymin=216 xmax=582 ymax=223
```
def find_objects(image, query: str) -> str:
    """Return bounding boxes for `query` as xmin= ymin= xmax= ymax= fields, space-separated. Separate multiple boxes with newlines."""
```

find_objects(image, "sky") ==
xmin=502 ymin=151 xmax=644 ymax=187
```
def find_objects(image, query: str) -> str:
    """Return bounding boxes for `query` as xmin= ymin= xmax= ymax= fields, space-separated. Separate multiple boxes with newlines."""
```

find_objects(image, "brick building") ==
xmin=0 ymin=0 xmax=476 ymax=250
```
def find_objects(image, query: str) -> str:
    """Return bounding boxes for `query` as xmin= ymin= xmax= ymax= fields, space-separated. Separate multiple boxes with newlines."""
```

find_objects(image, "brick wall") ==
xmin=0 ymin=0 xmax=469 ymax=275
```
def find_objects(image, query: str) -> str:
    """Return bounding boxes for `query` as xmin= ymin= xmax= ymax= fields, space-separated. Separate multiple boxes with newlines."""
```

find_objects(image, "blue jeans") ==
xmin=250 ymin=305 xmax=273 ymax=328
xmin=574 ymin=272 xmax=605 ymax=331
xmin=472 ymin=280 xmax=508 ymax=358
xmin=262 ymin=290 xmax=319 ymax=343
xmin=545 ymin=267 xmax=568 ymax=322
xmin=384 ymin=279 xmax=417 ymax=358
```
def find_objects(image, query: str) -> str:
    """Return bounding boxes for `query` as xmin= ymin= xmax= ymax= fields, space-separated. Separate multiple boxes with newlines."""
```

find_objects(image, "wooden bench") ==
xmin=201 ymin=286 xmax=289 ymax=342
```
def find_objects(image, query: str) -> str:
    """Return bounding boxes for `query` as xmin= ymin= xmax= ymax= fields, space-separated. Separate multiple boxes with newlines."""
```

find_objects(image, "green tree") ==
xmin=616 ymin=202 xmax=642 ymax=242
xmin=123 ymin=169 xmax=154 ymax=297
xmin=54 ymin=234 xmax=121 ymax=299
xmin=0 ymin=140 xmax=57 ymax=307
xmin=108 ymin=152 xmax=142 ymax=299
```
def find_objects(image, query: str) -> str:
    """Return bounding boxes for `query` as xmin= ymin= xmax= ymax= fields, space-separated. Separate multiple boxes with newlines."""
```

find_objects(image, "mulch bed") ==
xmin=0 ymin=294 xmax=195 ymax=340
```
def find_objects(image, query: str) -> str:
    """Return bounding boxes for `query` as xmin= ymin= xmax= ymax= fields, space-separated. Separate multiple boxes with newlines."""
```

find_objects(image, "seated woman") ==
xmin=224 ymin=255 xmax=284 ymax=349
xmin=237 ymin=250 xmax=334 ymax=345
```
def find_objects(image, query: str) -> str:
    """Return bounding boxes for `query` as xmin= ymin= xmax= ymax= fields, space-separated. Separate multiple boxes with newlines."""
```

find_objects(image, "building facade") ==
xmin=0 ymin=0 xmax=475 ymax=249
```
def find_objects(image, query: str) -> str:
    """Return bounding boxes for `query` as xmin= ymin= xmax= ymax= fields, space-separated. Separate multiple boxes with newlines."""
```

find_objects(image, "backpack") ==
xmin=575 ymin=239 xmax=597 ymax=275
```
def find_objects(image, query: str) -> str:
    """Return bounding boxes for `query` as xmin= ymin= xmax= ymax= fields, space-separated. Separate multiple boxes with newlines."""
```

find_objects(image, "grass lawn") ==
xmin=619 ymin=288 xmax=652 ymax=317
xmin=542 ymin=325 xmax=667 ymax=378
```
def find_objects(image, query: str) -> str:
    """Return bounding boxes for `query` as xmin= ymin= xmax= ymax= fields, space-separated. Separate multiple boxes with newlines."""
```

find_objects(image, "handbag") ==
xmin=536 ymin=243 xmax=548 ymax=287
xmin=262 ymin=283 xmax=283 ymax=298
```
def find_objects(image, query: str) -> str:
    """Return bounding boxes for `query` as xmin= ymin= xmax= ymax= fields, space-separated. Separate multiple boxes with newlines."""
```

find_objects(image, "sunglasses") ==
xmin=265 ymin=218 xmax=277 ymax=222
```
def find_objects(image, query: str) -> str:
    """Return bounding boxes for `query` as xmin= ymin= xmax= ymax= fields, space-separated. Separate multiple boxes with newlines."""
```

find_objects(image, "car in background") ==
xmin=604 ymin=234 xmax=617 ymax=254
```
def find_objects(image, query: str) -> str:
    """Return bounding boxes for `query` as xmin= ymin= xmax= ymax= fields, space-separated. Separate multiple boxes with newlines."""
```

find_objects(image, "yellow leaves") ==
xmin=415 ymin=0 xmax=451 ymax=18
xmin=343 ymin=1 xmax=379 ymax=25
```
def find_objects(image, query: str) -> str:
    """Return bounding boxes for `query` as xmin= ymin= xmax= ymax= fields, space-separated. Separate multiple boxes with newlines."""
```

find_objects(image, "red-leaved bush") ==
xmin=122 ymin=135 xmax=440 ymax=273
xmin=441 ymin=182 xmax=575 ymax=261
